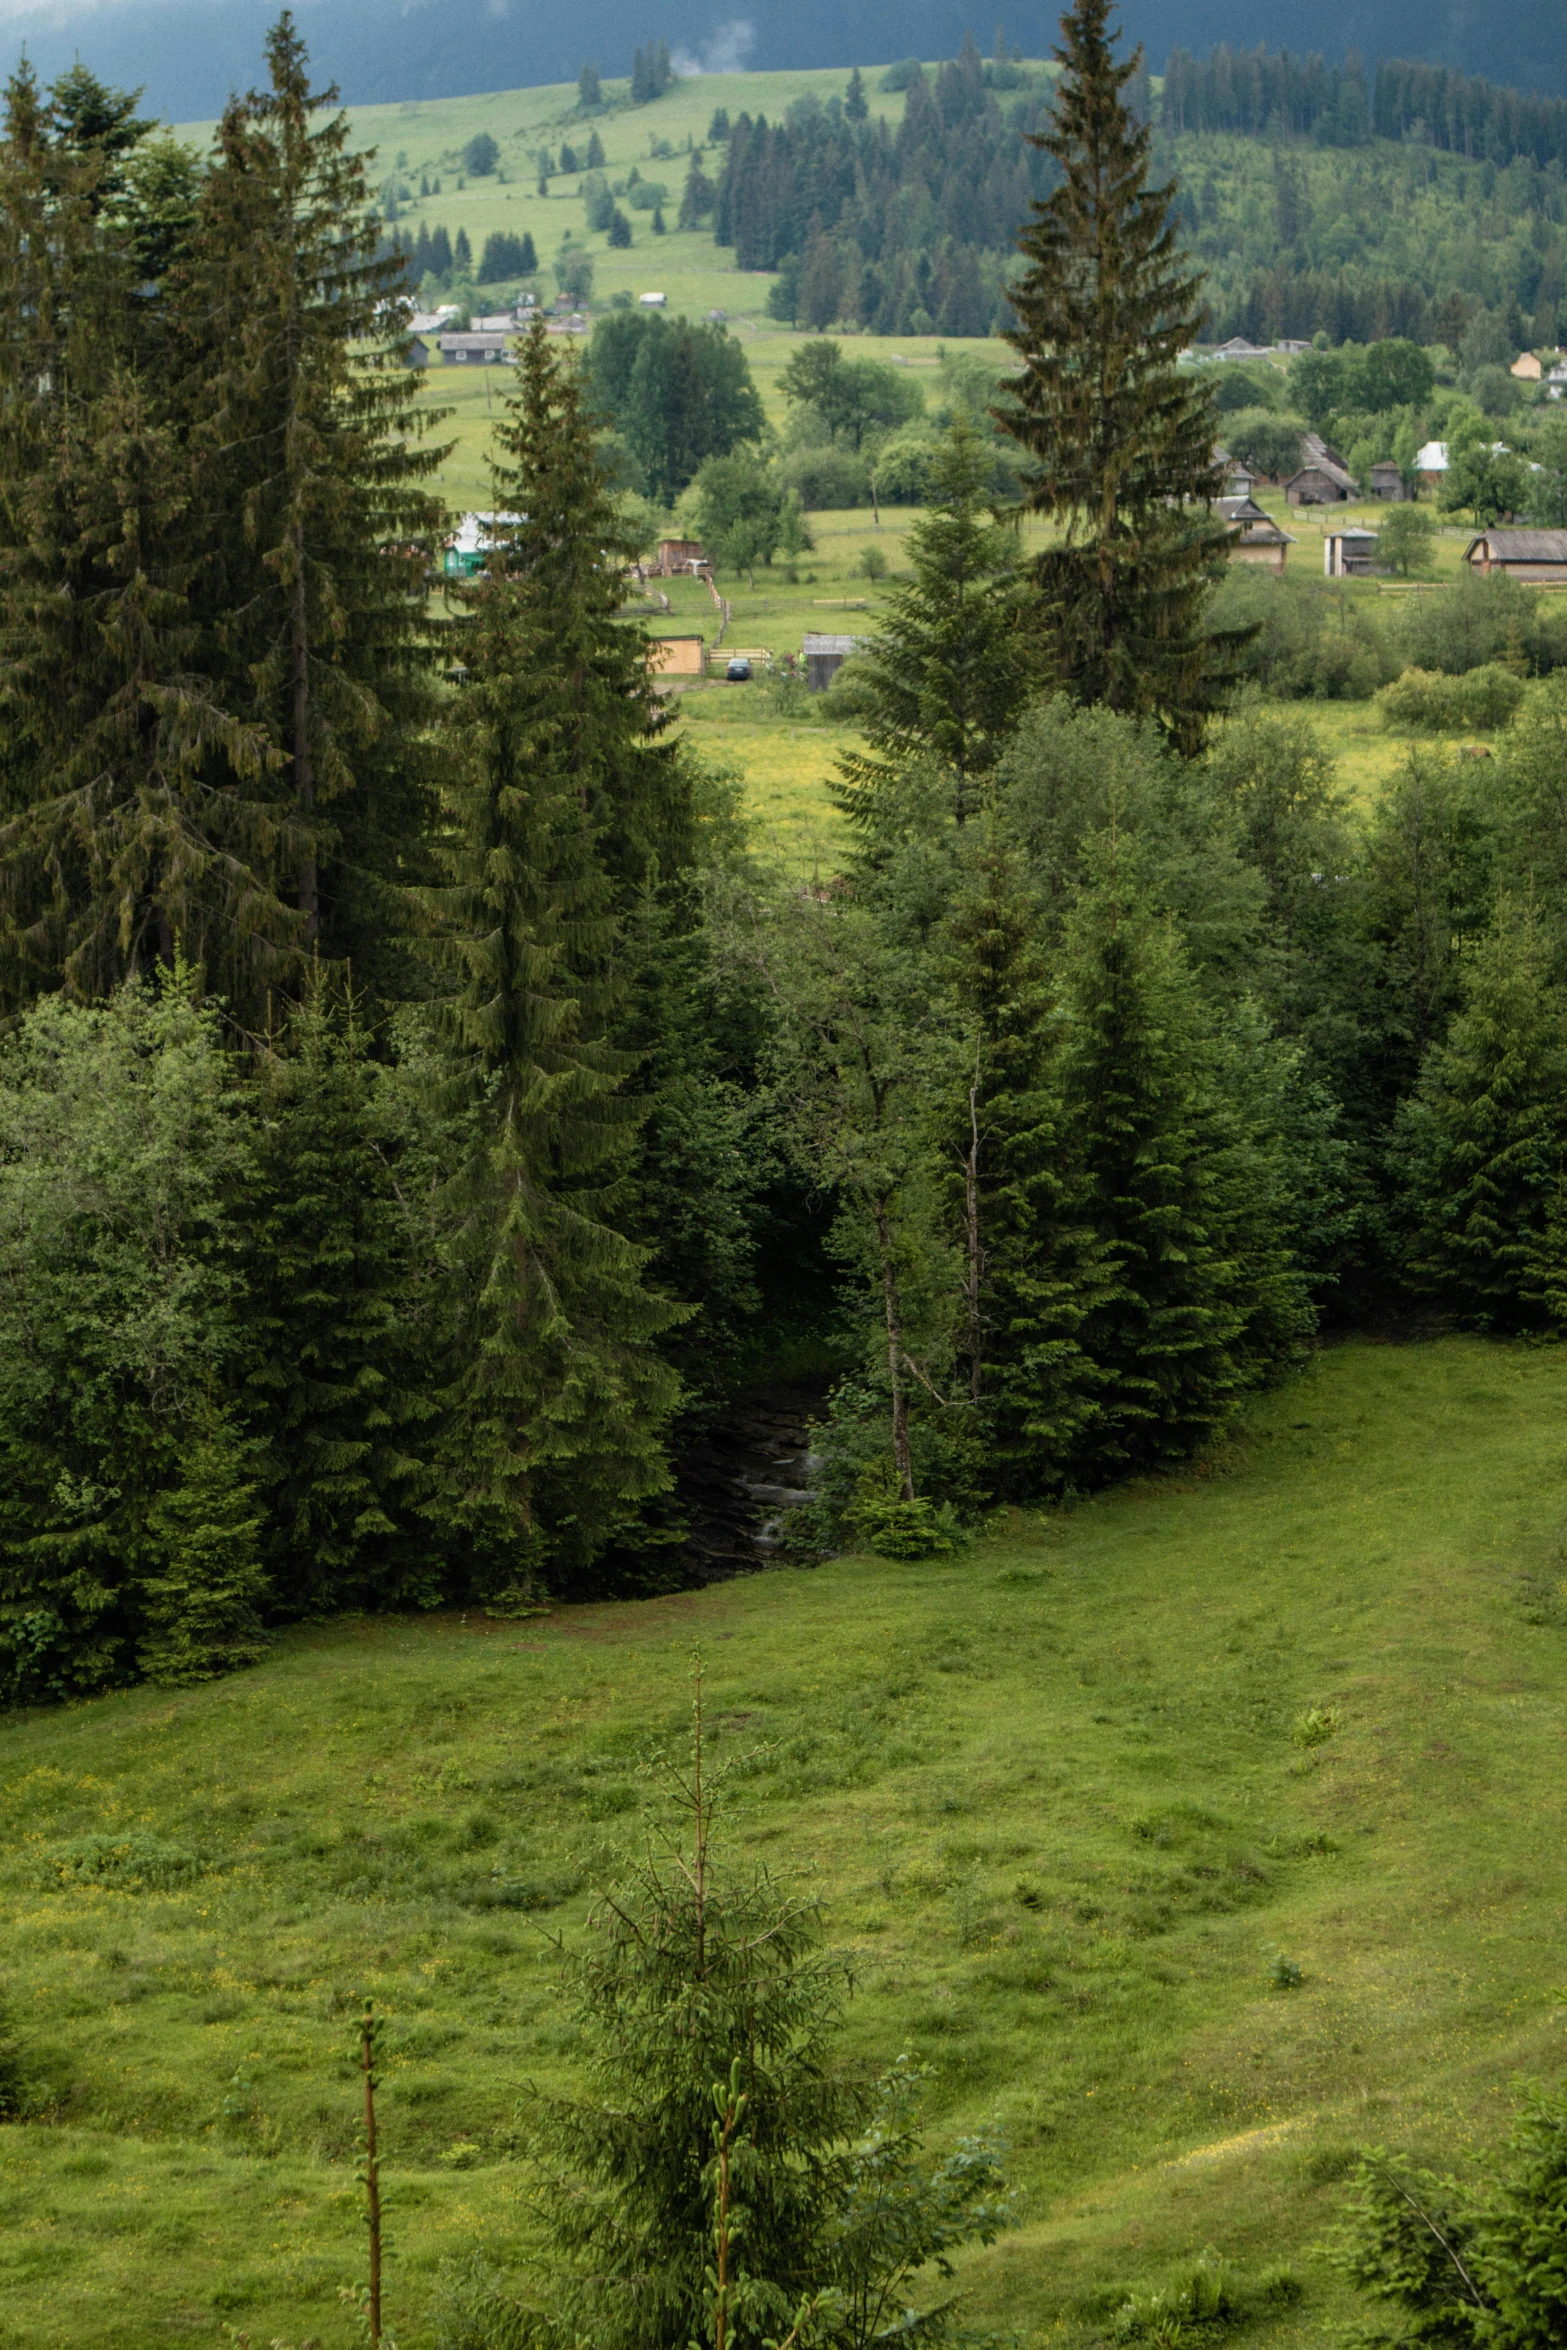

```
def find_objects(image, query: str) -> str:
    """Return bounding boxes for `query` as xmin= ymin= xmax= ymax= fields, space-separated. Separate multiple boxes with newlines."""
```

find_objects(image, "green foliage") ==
xmin=779 ymin=342 xmax=926 ymax=452
xmin=1377 ymin=667 xmax=1528 ymax=734
xmin=506 ymin=1686 xmax=1011 ymax=2350
xmin=240 ymin=979 xmax=433 ymax=1615
xmin=1393 ymin=908 xmax=1567 ymax=1332
xmin=428 ymin=320 xmax=686 ymax=1585
xmin=1003 ymin=0 xmax=1238 ymax=754
xmin=584 ymin=309 xmax=763 ymax=502
xmin=849 ymin=1497 xmax=969 ymax=1559
xmin=1377 ymin=505 xmax=1438 ymax=579
xmin=139 ymin=1408 xmax=268 ymax=1685
xmin=463 ymin=131 xmax=498 ymax=177
xmin=0 ymin=979 xmax=249 ymax=1698
xmin=838 ymin=418 xmax=1027 ymax=825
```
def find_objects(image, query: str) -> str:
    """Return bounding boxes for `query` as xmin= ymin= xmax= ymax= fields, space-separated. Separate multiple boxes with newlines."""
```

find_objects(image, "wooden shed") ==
xmin=802 ymin=632 xmax=864 ymax=692
xmin=1464 ymin=529 xmax=1567 ymax=583
xmin=655 ymin=538 xmax=709 ymax=578
xmin=647 ymin=633 xmax=706 ymax=678
xmin=1370 ymin=460 xmax=1410 ymax=501
xmin=1325 ymin=527 xmax=1379 ymax=577
xmin=436 ymin=332 xmax=512 ymax=366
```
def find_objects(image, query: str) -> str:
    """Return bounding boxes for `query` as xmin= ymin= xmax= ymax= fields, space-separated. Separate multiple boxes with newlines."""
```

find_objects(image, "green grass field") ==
xmin=4 ymin=1336 xmax=1566 ymax=2347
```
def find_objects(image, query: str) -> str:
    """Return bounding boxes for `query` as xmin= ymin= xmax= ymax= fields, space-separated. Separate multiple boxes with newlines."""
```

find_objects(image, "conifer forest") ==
xmin=4 ymin=7 xmax=1567 ymax=2348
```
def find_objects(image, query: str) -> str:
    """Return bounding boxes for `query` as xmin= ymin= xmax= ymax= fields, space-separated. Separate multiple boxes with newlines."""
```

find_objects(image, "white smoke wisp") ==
xmin=670 ymin=18 xmax=755 ymax=76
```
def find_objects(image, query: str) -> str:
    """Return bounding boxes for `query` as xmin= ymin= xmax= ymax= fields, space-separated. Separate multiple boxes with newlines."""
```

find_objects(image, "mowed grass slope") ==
xmin=2 ymin=1338 xmax=1565 ymax=2347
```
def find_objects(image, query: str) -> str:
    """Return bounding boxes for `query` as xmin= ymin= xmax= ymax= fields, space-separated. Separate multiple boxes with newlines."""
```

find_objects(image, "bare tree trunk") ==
xmin=873 ymin=1198 xmax=915 ymax=1501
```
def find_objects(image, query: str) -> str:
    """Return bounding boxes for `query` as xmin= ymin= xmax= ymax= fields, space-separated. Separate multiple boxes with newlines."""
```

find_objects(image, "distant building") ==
xmin=1511 ymin=351 xmax=1544 ymax=381
xmin=1370 ymin=459 xmax=1411 ymax=501
xmin=410 ymin=306 xmax=460 ymax=334
xmin=436 ymin=332 xmax=511 ymax=365
xmin=802 ymin=632 xmax=864 ymax=692
xmin=1465 ymin=529 xmax=1567 ymax=583
xmin=1325 ymin=527 xmax=1380 ymax=577
xmin=443 ymin=512 xmax=522 ymax=577
xmin=406 ymin=335 xmax=433 ymax=369
xmin=1213 ymin=336 xmax=1271 ymax=360
xmin=1416 ymin=439 xmax=1449 ymax=483
xmin=655 ymin=538 xmax=710 ymax=578
xmin=647 ymin=633 xmax=705 ymax=677
xmin=639 ymin=291 xmax=668 ymax=308
xmin=1286 ymin=435 xmax=1358 ymax=504
xmin=1273 ymin=338 xmax=1310 ymax=354
xmin=1547 ymin=361 xmax=1567 ymax=400
xmin=1218 ymin=495 xmax=1295 ymax=574
xmin=1223 ymin=458 xmax=1258 ymax=497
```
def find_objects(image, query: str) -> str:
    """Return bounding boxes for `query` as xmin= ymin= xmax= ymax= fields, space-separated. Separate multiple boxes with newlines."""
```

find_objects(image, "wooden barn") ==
xmin=1464 ymin=530 xmax=1567 ymax=583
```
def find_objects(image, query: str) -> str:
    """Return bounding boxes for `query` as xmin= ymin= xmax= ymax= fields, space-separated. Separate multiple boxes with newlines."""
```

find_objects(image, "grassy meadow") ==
xmin=3 ymin=1336 xmax=1567 ymax=2346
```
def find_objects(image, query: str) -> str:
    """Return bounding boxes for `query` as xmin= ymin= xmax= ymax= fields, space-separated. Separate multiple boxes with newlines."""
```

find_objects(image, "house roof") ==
xmin=1218 ymin=494 xmax=1269 ymax=523
xmin=1370 ymin=458 xmax=1403 ymax=475
xmin=1295 ymin=433 xmax=1357 ymax=492
xmin=1214 ymin=336 xmax=1270 ymax=358
xmin=1466 ymin=530 xmax=1567 ymax=562
xmin=437 ymin=331 xmax=511 ymax=351
xmin=1416 ymin=440 xmax=1449 ymax=470
xmin=802 ymin=633 xmax=865 ymax=657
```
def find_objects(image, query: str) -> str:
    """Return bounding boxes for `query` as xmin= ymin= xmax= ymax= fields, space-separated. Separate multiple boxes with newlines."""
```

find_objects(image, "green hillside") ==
xmin=174 ymin=64 xmax=926 ymax=326
xmin=2 ymin=1337 xmax=1565 ymax=2347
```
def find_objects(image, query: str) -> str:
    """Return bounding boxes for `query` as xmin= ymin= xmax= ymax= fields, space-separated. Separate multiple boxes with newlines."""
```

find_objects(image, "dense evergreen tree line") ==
xmin=715 ymin=34 xmax=1058 ymax=337
xmin=1162 ymin=47 xmax=1567 ymax=174
xmin=6 ymin=1 xmax=1567 ymax=1708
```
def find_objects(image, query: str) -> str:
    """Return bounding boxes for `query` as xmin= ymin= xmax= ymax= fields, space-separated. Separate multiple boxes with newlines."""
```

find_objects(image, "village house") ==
xmin=1212 ymin=336 xmax=1272 ymax=360
xmin=1416 ymin=438 xmax=1449 ymax=485
xmin=1218 ymin=494 xmax=1295 ymax=574
xmin=1464 ymin=529 xmax=1567 ymax=583
xmin=1511 ymin=351 xmax=1544 ymax=381
xmin=436 ymin=331 xmax=511 ymax=366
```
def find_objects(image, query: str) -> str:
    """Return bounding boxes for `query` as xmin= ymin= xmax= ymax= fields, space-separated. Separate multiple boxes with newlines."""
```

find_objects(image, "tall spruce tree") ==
xmin=839 ymin=417 xmax=1027 ymax=828
xmin=431 ymin=317 xmax=684 ymax=1590
xmin=1001 ymin=0 xmax=1237 ymax=754
xmin=1394 ymin=906 xmax=1567 ymax=1333
xmin=1059 ymin=864 xmax=1310 ymax=1479
xmin=0 ymin=371 xmax=297 ymax=1014
xmin=941 ymin=831 xmax=1106 ymax=1489
xmin=175 ymin=13 xmax=448 ymax=1002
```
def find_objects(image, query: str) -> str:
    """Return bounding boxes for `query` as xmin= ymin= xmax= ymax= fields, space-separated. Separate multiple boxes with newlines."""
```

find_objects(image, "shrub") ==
xmin=1292 ymin=1704 xmax=1341 ymax=1747
xmin=850 ymin=1497 xmax=969 ymax=1559
xmin=463 ymin=131 xmax=498 ymax=178
xmin=1376 ymin=664 xmax=1527 ymax=733
xmin=857 ymin=544 xmax=889 ymax=580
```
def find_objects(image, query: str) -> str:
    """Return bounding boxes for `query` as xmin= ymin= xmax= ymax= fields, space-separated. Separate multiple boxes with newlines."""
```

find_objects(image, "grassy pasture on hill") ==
xmin=173 ymin=66 xmax=940 ymax=327
xmin=2 ymin=1337 xmax=1565 ymax=2347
